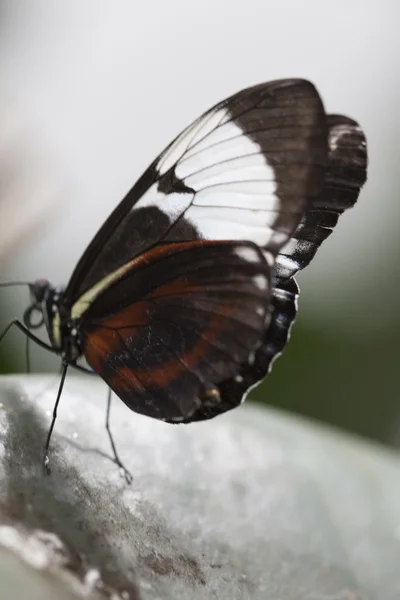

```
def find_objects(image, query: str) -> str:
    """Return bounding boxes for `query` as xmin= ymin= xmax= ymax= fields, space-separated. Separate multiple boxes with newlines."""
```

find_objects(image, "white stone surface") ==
xmin=0 ymin=375 xmax=399 ymax=599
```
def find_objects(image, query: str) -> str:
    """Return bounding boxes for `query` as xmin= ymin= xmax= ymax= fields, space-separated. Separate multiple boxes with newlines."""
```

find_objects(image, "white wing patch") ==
xmin=187 ymin=205 xmax=277 ymax=246
xmin=253 ymin=274 xmax=268 ymax=291
xmin=180 ymin=154 xmax=273 ymax=188
xmin=194 ymin=181 xmax=277 ymax=206
xmin=157 ymin=108 xmax=229 ymax=176
xmin=234 ymin=245 xmax=264 ymax=263
xmin=177 ymin=128 xmax=266 ymax=177
xmin=133 ymin=186 xmax=194 ymax=220
xmin=183 ymin=118 xmax=252 ymax=159
xmin=174 ymin=120 xmax=275 ymax=190
xmin=152 ymin=108 xmax=282 ymax=249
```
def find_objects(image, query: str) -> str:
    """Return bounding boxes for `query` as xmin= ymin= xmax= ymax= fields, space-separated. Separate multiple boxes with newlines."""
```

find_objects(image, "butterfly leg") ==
xmin=43 ymin=361 xmax=68 ymax=475
xmin=72 ymin=366 xmax=132 ymax=482
xmin=105 ymin=388 xmax=133 ymax=484
xmin=25 ymin=336 xmax=31 ymax=373
xmin=0 ymin=319 xmax=56 ymax=353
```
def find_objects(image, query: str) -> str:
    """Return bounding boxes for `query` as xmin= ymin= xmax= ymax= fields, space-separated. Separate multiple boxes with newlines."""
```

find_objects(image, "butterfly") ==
xmin=0 ymin=79 xmax=367 ymax=478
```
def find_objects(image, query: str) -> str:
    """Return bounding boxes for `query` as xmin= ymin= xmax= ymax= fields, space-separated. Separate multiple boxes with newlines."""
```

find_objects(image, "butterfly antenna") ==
xmin=0 ymin=281 xmax=32 ymax=288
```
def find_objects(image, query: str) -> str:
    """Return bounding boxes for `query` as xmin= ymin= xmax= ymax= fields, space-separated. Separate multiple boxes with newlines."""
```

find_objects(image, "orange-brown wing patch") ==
xmin=86 ymin=306 xmax=232 ymax=389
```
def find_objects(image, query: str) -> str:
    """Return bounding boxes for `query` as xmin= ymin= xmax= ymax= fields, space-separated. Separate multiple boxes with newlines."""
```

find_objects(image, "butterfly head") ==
xmin=24 ymin=278 xmax=51 ymax=328
xmin=23 ymin=279 xmax=63 ymax=348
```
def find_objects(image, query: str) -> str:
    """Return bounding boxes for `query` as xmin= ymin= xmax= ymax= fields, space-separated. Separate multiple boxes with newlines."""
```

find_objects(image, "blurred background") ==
xmin=0 ymin=1 xmax=399 ymax=446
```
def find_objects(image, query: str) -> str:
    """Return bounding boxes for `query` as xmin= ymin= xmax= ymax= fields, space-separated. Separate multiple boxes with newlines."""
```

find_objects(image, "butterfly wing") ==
xmin=193 ymin=115 xmax=368 ymax=420
xmin=263 ymin=114 xmax=368 ymax=365
xmin=81 ymin=240 xmax=270 ymax=421
xmin=274 ymin=115 xmax=368 ymax=284
xmin=64 ymin=80 xmax=367 ymax=423
xmin=64 ymin=79 xmax=327 ymax=305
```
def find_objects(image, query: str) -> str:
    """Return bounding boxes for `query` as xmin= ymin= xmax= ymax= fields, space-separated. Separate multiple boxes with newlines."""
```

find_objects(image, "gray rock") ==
xmin=0 ymin=375 xmax=399 ymax=599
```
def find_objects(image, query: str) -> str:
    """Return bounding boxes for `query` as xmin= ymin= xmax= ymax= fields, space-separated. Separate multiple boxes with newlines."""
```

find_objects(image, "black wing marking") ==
xmin=274 ymin=115 xmax=368 ymax=284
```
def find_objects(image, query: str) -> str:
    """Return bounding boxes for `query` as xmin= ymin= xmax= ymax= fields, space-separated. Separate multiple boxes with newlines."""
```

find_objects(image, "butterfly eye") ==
xmin=23 ymin=304 xmax=45 ymax=329
xmin=29 ymin=278 xmax=50 ymax=303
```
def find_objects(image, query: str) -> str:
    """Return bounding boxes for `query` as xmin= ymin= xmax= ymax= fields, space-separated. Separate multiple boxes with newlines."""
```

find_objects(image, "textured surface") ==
xmin=0 ymin=375 xmax=399 ymax=599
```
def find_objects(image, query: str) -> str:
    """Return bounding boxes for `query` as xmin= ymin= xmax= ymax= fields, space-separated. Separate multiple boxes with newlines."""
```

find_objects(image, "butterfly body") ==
xmin=10 ymin=78 xmax=367 ymax=433
xmin=23 ymin=281 xmax=77 ymax=360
